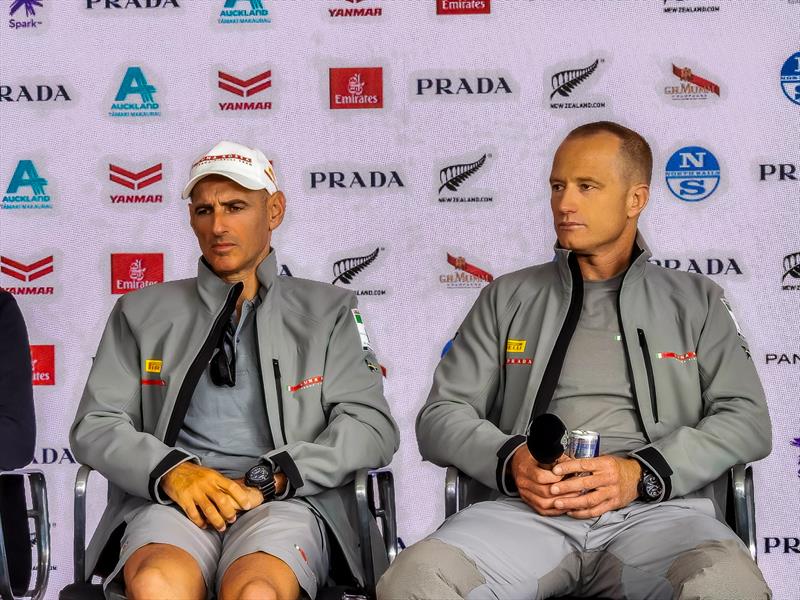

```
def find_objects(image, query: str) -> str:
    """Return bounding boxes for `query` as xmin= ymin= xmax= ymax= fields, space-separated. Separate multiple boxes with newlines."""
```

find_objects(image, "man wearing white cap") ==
xmin=71 ymin=141 xmax=399 ymax=600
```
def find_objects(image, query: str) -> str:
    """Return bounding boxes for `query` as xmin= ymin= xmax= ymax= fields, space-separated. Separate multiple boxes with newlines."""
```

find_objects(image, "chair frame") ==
xmin=0 ymin=470 xmax=51 ymax=600
xmin=445 ymin=463 xmax=758 ymax=563
xmin=69 ymin=465 xmax=396 ymax=599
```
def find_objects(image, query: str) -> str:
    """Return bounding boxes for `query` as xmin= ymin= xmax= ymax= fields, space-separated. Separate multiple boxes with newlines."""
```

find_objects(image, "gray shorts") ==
xmin=105 ymin=499 xmax=329 ymax=599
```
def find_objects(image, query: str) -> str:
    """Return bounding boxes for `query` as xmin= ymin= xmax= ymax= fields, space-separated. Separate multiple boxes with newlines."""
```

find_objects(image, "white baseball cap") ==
xmin=182 ymin=141 xmax=278 ymax=199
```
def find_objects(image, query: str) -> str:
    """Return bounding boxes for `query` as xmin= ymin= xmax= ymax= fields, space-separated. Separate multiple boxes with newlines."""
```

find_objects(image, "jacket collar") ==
xmin=196 ymin=248 xmax=279 ymax=313
xmin=554 ymin=230 xmax=652 ymax=286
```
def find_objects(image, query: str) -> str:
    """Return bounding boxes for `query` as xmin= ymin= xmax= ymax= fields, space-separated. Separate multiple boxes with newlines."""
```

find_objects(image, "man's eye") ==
xmin=196 ymin=208 xmax=209 ymax=215
xmin=580 ymin=184 xmax=595 ymax=191
xmin=551 ymin=184 xmax=564 ymax=192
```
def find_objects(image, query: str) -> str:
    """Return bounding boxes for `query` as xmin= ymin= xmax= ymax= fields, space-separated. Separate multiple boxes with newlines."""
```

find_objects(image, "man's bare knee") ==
xmin=238 ymin=579 xmax=278 ymax=600
xmin=220 ymin=552 xmax=300 ymax=600
xmin=124 ymin=543 xmax=205 ymax=600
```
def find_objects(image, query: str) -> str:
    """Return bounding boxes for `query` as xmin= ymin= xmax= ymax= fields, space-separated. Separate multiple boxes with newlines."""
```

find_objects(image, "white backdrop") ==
xmin=1 ymin=0 xmax=798 ymax=597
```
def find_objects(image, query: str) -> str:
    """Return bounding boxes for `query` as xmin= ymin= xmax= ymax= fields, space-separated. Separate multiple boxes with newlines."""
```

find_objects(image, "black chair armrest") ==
xmin=444 ymin=466 xmax=473 ymax=519
xmin=0 ymin=470 xmax=50 ymax=600
xmin=729 ymin=464 xmax=757 ymax=562
xmin=72 ymin=465 xmax=95 ymax=584
xmin=355 ymin=468 xmax=397 ymax=597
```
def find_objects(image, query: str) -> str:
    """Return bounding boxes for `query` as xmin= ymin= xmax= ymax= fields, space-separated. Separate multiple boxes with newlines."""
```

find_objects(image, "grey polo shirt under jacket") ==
xmin=177 ymin=290 xmax=274 ymax=478
xmin=550 ymin=271 xmax=648 ymax=456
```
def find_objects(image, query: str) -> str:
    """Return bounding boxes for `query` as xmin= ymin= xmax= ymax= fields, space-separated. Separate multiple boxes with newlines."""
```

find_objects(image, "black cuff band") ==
xmin=148 ymin=449 xmax=191 ymax=503
xmin=496 ymin=434 xmax=526 ymax=493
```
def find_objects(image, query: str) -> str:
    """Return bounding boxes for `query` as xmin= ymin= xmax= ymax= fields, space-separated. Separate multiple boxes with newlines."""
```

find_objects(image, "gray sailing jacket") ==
xmin=417 ymin=233 xmax=771 ymax=517
xmin=70 ymin=251 xmax=399 ymax=584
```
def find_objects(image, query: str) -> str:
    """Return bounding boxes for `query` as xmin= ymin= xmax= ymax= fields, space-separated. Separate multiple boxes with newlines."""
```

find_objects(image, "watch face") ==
xmin=247 ymin=465 xmax=270 ymax=484
xmin=644 ymin=473 xmax=661 ymax=498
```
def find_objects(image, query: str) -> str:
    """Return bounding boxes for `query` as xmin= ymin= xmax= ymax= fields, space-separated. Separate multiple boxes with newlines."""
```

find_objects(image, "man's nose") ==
xmin=554 ymin=185 xmax=579 ymax=213
xmin=211 ymin=210 xmax=228 ymax=235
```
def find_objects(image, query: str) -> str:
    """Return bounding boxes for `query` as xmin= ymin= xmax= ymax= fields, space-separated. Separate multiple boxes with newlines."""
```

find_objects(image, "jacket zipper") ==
xmin=272 ymin=359 xmax=288 ymax=445
xmin=637 ymin=329 xmax=659 ymax=423
xmin=164 ymin=282 xmax=243 ymax=446
xmin=616 ymin=283 xmax=652 ymax=443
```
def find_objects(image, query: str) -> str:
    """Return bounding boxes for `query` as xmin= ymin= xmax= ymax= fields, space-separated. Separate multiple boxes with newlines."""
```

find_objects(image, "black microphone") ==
xmin=526 ymin=413 xmax=568 ymax=469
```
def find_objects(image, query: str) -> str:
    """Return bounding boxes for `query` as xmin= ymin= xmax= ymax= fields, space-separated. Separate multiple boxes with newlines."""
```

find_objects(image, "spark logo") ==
xmin=218 ymin=70 xmax=272 ymax=111
xmin=218 ymin=0 xmax=270 ymax=25
xmin=109 ymin=163 xmax=163 ymax=203
xmin=109 ymin=66 xmax=160 ymax=118
xmin=2 ymin=160 xmax=51 ymax=209
xmin=30 ymin=345 xmax=55 ymax=386
xmin=111 ymin=253 xmax=164 ymax=294
xmin=0 ymin=256 xmax=54 ymax=296
xmin=330 ymin=67 xmax=383 ymax=109
xmin=9 ymin=0 xmax=44 ymax=29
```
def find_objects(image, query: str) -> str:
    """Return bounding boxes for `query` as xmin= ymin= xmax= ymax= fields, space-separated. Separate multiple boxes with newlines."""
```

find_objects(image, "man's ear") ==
xmin=628 ymin=184 xmax=649 ymax=219
xmin=267 ymin=191 xmax=286 ymax=232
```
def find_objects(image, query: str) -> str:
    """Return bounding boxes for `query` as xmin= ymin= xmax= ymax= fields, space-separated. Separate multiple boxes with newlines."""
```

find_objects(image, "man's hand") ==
xmin=509 ymin=445 xmax=577 ymax=516
xmin=161 ymin=462 xmax=262 ymax=531
xmin=549 ymin=455 xmax=642 ymax=519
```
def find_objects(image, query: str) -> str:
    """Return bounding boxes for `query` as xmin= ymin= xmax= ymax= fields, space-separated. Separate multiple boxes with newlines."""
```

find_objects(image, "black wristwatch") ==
xmin=637 ymin=462 xmax=663 ymax=502
xmin=245 ymin=462 xmax=277 ymax=502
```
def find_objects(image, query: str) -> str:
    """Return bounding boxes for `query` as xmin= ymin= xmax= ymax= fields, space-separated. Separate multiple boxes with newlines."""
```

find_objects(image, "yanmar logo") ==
xmin=109 ymin=163 xmax=163 ymax=203
xmin=111 ymin=253 xmax=163 ymax=294
xmin=329 ymin=67 xmax=383 ymax=109
xmin=1 ymin=256 xmax=54 ymax=296
xmin=436 ymin=0 xmax=490 ymax=14
xmin=218 ymin=70 xmax=272 ymax=111
xmin=30 ymin=345 xmax=55 ymax=386
xmin=329 ymin=0 xmax=381 ymax=17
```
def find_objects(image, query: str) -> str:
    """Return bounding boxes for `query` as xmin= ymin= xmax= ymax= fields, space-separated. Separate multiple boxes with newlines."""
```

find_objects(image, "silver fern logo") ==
xmin=437 ymin=152 xmax=493 ymax=204
xmin=331 ymin=248 xmax=387 ymax=297
xmin=782 ymin=252 xmax=800 ymax=291
xmin=548 ymin=59 xmax=606 ymax=110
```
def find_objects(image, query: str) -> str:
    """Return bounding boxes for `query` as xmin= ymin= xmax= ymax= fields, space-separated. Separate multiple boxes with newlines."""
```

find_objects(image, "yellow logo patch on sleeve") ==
xmin=506 ymin=339 xmax=527 ymax=353
xmin=144 ymin=359 xmax=162 ymax=373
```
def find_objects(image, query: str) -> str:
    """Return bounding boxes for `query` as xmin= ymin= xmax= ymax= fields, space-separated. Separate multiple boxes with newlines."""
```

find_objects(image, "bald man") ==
xmin=378 ymin=122 xmax=772 ymax=599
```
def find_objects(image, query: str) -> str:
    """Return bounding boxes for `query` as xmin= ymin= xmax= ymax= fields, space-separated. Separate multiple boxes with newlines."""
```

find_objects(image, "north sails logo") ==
xmin=1 ymin=256 xmax=54 ymax=295
xmin=218 ymin=70 xmax=272 ymax=111
xmin=665 ymin=146 xmax=721 ymax=202
xmin=438 ymin=153 xmax=492 ymax=203
xmin=441 ymin=254 xmax=493 ymax=288
xmin=549 ymin=59 xmax=605 ymax=109
xmin=9 ymin=0 xmax=43 ymax=29
xmin=783 ymin=252 xmax=800 ymax=291
xmin=109 ymin=163 xmax=163 ymax=203
xmin=332 ymin=248 xmax=386 ymax=296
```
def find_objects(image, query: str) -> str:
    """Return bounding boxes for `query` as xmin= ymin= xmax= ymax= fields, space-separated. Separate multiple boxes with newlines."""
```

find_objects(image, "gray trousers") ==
xmin=378 ymin=497 xmax=770 ymax=599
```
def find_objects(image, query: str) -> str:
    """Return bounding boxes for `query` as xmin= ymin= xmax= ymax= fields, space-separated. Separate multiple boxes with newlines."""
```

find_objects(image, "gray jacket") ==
xmin=70 ymin=250 xmax=399 ymax=584
xmin=417 ymin=233 xmax=771 ymax=517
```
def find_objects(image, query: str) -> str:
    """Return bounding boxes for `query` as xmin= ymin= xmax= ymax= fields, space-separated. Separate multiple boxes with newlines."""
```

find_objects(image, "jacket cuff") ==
xmin=266 ymin=450 xmax=303 ymax=499
xmin=148 ymin=448 xmax=199 ymax=504
xmin=496 ymin=435 xmax=527 ymax=495
xmin=629 ymin=446 xmax=673 ymax=502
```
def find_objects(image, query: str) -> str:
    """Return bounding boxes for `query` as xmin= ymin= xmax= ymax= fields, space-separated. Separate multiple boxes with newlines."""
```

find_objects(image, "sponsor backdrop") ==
xmin=1 ymin=0 xmax=798 ymax=596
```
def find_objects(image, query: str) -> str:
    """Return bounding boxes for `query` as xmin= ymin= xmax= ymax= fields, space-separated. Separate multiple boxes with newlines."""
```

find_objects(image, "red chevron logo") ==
xmin=218 ymin=70 xmax=272 ymax=97
xmin=1 ymin=256 xmax=54 ymax=282
xmin=109 ymin=163 xmax=163 ymax=190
